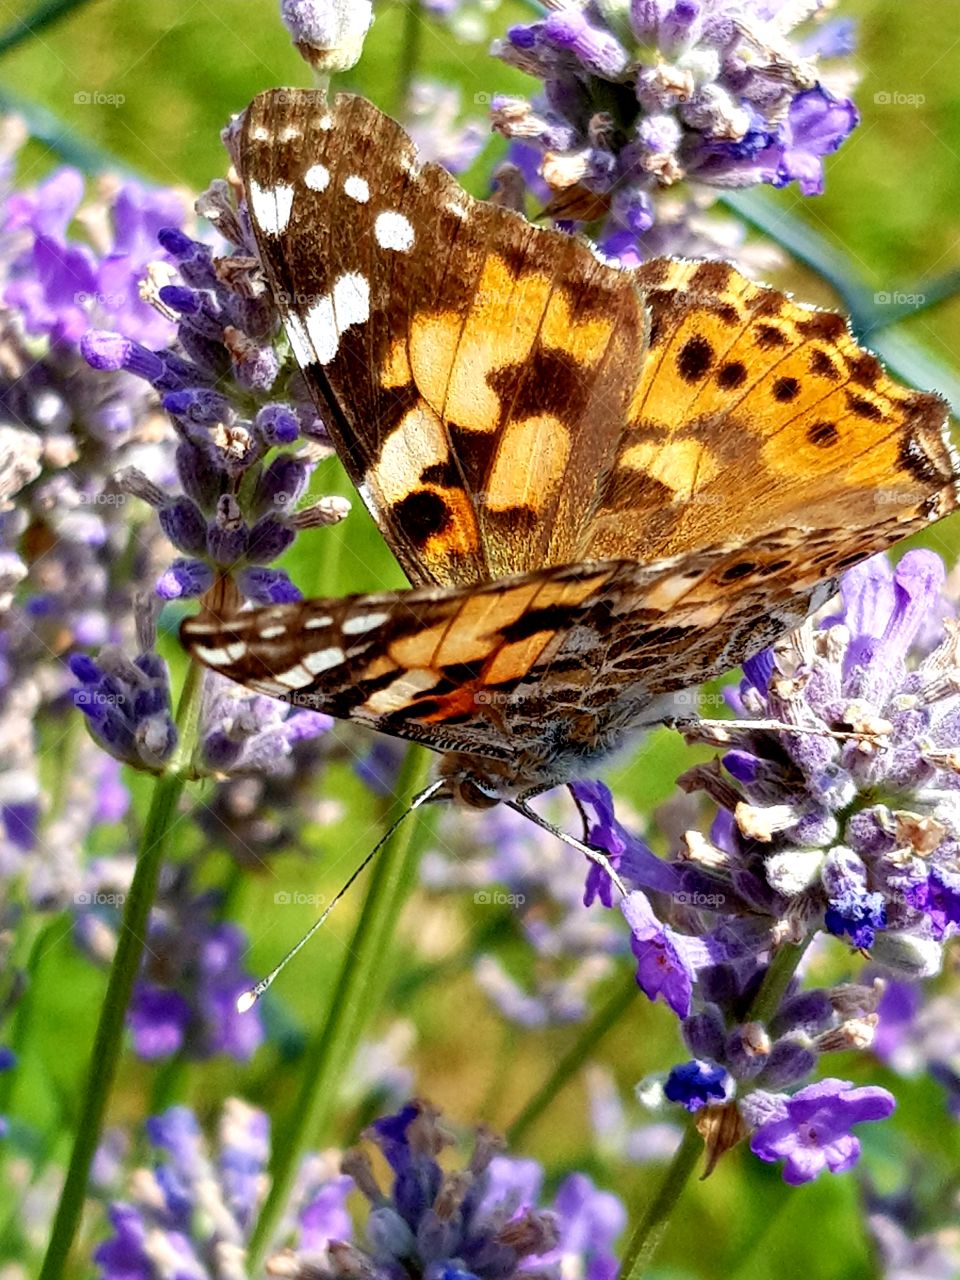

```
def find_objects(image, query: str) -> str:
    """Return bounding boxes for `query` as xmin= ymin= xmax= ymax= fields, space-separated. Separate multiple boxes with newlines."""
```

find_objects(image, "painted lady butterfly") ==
xmin=182 ymin=89 xmax=960 ymax=812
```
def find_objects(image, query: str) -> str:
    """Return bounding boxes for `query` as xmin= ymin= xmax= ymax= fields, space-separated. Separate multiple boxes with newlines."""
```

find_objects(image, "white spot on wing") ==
xmin=304 ymin=295 xmax=338 ymax=365
xmin=296 ymin=273 xmax=370 ymax=367
xmin=276 ymin=663 xmax=314 ymax=689
xmin=304 ymin=615 xmax=333 ymax=630
xmin=445 ymin=198 xmax=468 ymax=220
xmin=278 ymin=124 xmax=301 ymax=142
xmin=259 ymin=624 xmax=287 ymax=640
xmin=344 ymin=175 xmax=370 ymax=203
xmin=304 ymin=163 xmax=330 ymax=192
xmin=343 ymin=611 xmax=389 ymax=635
xmin=284 ymin=313 xmax=316 ymax=368
xmin=365 ymin=670 xmax=438 ymax=716
xmin=374 ymin=210 xmax=415 ymax=252
xmin=248 ymin=180 xmax=294 ymax=236
xmin=194 ymin=644 xmax=240 ymax=666
xmin=333 ymin=272 xmax=370 ymax=328
xmin=250 ymin=124 xmax=270 ymax=142
xmin=304 ymin=647 xmax=345 ymax=675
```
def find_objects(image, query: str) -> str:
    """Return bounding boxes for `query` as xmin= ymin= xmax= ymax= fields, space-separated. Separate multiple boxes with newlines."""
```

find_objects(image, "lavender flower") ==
xmin=198 ymin=672 xmax=331 ymax=777
xmin=0 ymin=1045 xmax=14 ymax=1138
xmin=744 ymin=1078 xmax=895 ymax=1185
xmin=74 ymin=863 xmax=264 ymax=1061
xmin=94 ymin=1098 xmax=352 ymax=1277
xmin=493 ymin=0 xmax=858 ymax=259
xmin=69 ymin=643 xmax=177 ymax=772
xmin=679 ymin=549 xmax=960 ymax=979
xmin=95 ymin=1099 xmax=623 ymax=1280
xmin=280 ymin=0 xmax=374 ymax=72
xmin=332 ymin=1100 xmax=624 ymax=1280
xmin=0 ymin=136 xmax=186 ymax=884
xmin=82 ymin=174 xmax=351 ymax=607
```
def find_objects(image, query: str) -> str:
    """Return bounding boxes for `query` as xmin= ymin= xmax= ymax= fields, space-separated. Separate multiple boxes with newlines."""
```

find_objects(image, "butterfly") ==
xmin=182 ymin=89 xmax=960 ymax=811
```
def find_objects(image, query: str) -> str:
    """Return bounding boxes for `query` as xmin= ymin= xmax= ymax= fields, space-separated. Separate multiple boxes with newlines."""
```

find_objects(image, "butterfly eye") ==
xmin=457 ymin=775 xmax=502 ymax=810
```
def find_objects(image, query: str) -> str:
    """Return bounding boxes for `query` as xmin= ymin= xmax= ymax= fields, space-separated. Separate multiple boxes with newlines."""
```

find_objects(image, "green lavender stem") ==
xmin=618 ymin=936 xmax=812 ymax=1279
xmin=619 ymin=1123 xmax=703 ymax=1280
xmin=38 ymin=662 xmax=202 ymax=1280
xmin=246 ymin=744 xmax=435 ymax=1272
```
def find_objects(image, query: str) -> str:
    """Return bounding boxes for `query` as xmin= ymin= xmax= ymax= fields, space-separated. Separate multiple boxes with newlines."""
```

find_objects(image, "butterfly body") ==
xmin=182 ymin=89 xmax=960 ymax=805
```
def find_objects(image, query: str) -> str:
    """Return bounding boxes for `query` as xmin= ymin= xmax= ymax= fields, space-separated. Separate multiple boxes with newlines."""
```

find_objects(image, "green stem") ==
xmin=38 ymin=663 xmax=202 ymax=1280
xmin=394 ymin=0 xmax=423 ymax=118
xmin=246 ymin=745 xmax=435 ymax=1272
xmin=618 ymin=935 xmax=811 ymax=1278
xmin=747 ymin=938 xmax=810 ymax=1026
xmin=507 ymin=971 xmax=636 ymax=1147
xmin=0 ymin=0 xmax=94 ymax=57
xmin=619 ymin=1124 xmax=703 ymax=1280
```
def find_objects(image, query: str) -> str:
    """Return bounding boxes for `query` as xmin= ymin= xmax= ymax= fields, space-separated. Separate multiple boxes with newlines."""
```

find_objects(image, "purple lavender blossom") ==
xmin=68 ymin=646 xmax=177 ymax=771
xmin=82 ymin=176 xmax=351 ymax=607
xmin=0 ymin=1045 xmax=14 ymax=1138
xmin=280 ymin=0 xmax=374 ymax=72
xmin=677 ymin=549 xmax=960 ymax=982
xmin=74 ymin=864 xmax=264 ymax=1061
xmin=199 ymin=672 xmax=331 ymax=776
xmin=664 ymin=1058 xmax=731 ymax=1111
xmin=745 ymin=1078 xmax=895 ymax=1184
xmin=95 ymin=1099 xmax=623 ymax=1280
xmin=0 ymin=138 xmax=186 ymax=884
xmin=94 ymin=1098 xmax=353 ymax=1277
xmin=493 ymin=0 xmax=858 ymax=259
xmin=340 ymin=1100 xmax=624 ymax=1280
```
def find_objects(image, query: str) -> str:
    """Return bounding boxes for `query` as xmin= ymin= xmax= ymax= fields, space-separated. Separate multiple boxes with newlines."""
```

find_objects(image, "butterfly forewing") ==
xmin=241 ymin=89 xmax=649 ymax=587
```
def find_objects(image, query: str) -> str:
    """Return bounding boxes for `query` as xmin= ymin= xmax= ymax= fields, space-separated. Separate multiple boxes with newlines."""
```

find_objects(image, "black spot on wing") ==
xmin=391 ymin=490 xmax=451 ymax=545
xmin=808 ymin=420 xmax=839 ymax=448
xmin=677 ymin=335 xmax=714 ymax=382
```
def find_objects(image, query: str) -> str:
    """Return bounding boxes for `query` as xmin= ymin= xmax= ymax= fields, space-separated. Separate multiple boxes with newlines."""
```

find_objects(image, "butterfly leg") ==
xmin=508 ymin=797 xmax=626 ymax=898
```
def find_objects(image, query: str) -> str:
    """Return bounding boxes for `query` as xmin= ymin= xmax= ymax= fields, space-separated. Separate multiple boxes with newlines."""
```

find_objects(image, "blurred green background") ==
xmin=2 ymin=1 xmax=959 ymax=1277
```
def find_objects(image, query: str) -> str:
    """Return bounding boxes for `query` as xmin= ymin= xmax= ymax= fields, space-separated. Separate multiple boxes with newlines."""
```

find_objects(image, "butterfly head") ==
xmin=438 ymin=753 xmax=527 ymax=809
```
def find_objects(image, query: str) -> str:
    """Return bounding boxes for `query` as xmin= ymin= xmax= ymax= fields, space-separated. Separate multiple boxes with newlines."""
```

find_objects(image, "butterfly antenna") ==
xmin=507 ymin=799 xmax=627 ymax=899
xmin=236 ymin=778 xmax=446 ymax=1012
